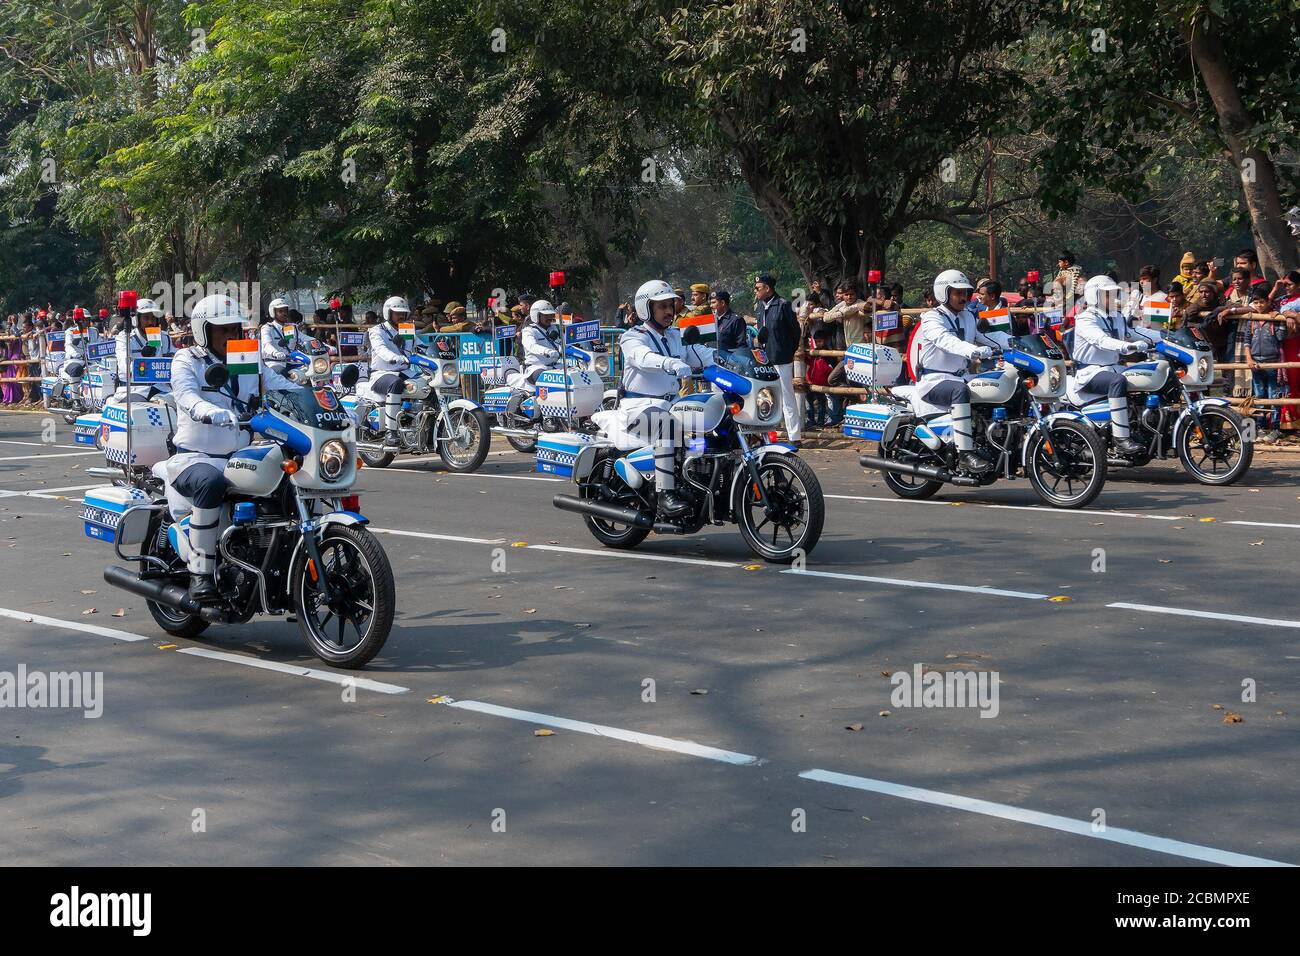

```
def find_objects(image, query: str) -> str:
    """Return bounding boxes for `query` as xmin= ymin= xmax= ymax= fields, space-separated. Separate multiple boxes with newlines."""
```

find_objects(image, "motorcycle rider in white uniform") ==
xmin=59 ymin=310 xmax=98 ymax=397
xmin=1068 ymin=274 xmax=1148 ymax=458
xmin=158 ymin=293 xmax=296 ymax=600
xmin=259 ymin=297 xmax=322 ymax=376
xmin=114 ymin=297 xmax=174 ymax=398
xmin=914 ymin=269 xmax=1001 ymax=474
xmin=518 ymin=299 xmax=563 ymax=392
xmin=367 ymin=295 xmax=415 ymax=448
xmin=612 ymin=279 xmax=716 ymax=517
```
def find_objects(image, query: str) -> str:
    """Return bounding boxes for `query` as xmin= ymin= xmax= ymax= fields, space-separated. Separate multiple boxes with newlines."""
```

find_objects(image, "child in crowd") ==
xmin=805 ymin=329 xmax=834 ymax=429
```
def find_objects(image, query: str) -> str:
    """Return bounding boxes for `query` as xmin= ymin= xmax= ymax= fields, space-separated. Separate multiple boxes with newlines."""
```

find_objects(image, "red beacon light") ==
xmin=867 ymin=269 xmax=882 ymax=285
xmin=549 ymin=271 xmax=566 ymax=289
xmin=98 ymin=308 xmax=109 ymax=319
xmin=329 ymin=297 xmax=342 ymax=311
xmin=1027 ymin=270 xmax=1040 ymax=283
xmin=117 ymin=290 xmax=138 ymax=309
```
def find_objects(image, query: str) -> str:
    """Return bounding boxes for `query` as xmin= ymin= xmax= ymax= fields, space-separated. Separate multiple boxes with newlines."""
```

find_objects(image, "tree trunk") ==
xmin=1186 ymin=20 xmax=1298 ymax=276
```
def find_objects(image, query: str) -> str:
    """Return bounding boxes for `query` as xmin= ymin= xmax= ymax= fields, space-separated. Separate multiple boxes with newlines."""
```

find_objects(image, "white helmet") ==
xmin=634 ymin=279 xmax=678 ymax=323
xmin=266 ymin=297 xmax=290 ymax=321
xmin=1083 ymin=274 xmax=1122 ymax=309
xmin=134 ymin=298 xmax=165 ymax=317
xmin=933 ymin=269 xmax=974 ymax=307
xmin=190 ymin=293 xmax=248 ymax=350
xmin=382 ymin=295 xmax=410 ymax=324
xmin=529 ymin=299 xmax=557 ymax=324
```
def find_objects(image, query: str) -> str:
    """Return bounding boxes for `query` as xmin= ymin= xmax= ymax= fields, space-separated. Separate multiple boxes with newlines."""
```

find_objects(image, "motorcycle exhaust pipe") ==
xmin=859 ymin=454 xmax=982 ymax=487
xmin=86 ymin=467 xmax=122 ymax=480
xmin=552 ymin=493 xmax=654 ymax=528
xmin=103 ymin=565 xmax=226 ymax=624
xmin=489 ymin=426 xmax=538 ymax=439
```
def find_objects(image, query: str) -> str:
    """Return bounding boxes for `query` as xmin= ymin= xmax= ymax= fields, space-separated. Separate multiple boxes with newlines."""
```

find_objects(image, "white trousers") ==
xmin=776 ymin=363 xmax=802 ymax=441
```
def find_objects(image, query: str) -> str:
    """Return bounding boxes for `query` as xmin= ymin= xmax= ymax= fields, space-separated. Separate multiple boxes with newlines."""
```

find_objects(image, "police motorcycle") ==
xmin=343 ymin=334 xmax=491 ymax=472
xmin=41 ymin=318 xmax=98 ymax=422
xmin=1064 ymin=324 xmax=1251 ymax=485
xmin=551 ymin=327 xmax=825 ymax=562
xmin=856 ymin=326 xmax=1109 ymax=509
xmin=86 ymin=347 xmax=396 ymax=668
xmin=480 ymin=309 xmax=618 ymax=454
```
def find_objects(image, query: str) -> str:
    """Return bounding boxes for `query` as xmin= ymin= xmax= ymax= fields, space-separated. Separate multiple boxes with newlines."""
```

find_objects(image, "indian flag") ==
xmin=226 ymin=339 xmax=260 ymax=377
xmin=282 ymin=323 xmax=297 ymax=345
xmin=979 ymin=306 xmax=1011 ymax=333
xmin=678 ymin=311 xmax=718 ymax=342
xmin=1143 ymin=298 xmax=1172 ymax=325
xmin=146 ymin=327 xmax=162 ymax=348
xmin=398 ymin=322 xmax=415 ymax=343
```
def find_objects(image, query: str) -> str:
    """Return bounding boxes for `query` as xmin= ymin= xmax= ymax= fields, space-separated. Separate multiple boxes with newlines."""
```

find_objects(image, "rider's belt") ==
xmin=175 ymin=446 xmax=233 ymax=459
xmin=621 ymin=389 xmax=675 ymax=401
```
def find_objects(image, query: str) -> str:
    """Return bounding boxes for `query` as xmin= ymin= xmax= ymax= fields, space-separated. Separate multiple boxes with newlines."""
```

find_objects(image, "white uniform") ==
xmin=366 ymin=321 xmax=412 ymax=435
xmin=599 ymin=322 xmax=714 ymax=492
xmin=913 ymin=305 xmax=998 ymax=426
xmin=259 ymin=320 xmax=294 ymax=373
xmin=59 ymin=327 xmax=98 ymax=382
xmin=1067 ymin=306 xmax=1148 ymax=441
xmin=154 ymin=346 xmax=297 ymax=578
xmin=114 ymin=327 xmax=174 ymax=396
xmin=520 ymin=323 xmax=562 ymax=391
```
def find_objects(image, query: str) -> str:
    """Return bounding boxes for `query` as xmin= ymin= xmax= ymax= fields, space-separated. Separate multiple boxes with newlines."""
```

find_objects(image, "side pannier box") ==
xmin=536 ymin=432 xmax=600 ymax=478
xmin=80 ymin=485 xmax=149 ymax=543
xmin=842 ymin=402 xmax=899 ymax=442
xmin=843 ymin=343 xmax=903 ymax=387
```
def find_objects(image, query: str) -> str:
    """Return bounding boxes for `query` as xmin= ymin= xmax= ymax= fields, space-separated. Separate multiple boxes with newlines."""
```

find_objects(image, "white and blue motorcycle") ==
xmin=86 ymin=360 xmax=396 ymax=668
xmin=550 ymin=328 xmax=824 ymax=562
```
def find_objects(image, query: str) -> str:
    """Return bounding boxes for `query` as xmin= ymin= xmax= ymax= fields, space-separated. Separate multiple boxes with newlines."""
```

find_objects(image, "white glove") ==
xmin=207 ymin=408 xmax=237 ymax=428
xmin=1123 ymin=341 xmax=1145 ymax=355
xmin=396 ymin=356 xmax=410 ymax=368
xmin=668 ymin=358 xmax=693 ymax=379
xmin=973 ymin=346 xmax=995 ymax=360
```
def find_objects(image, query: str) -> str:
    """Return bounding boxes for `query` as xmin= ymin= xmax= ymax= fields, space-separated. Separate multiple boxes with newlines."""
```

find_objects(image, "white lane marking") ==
xmin=799 ymin=768 xmax=1293 ymax=867
xmin=0 ymin=440 xmax=82 ymax=449
xmin=1108 ymin=602 xmax=1300 ymax=630
xmin=0 ymin=606 xmax=146 ymax=642
xmin=829 ymin=494 xmax=1181 ymax=522
xmin=783 ymin=568 xmax=1047 ymax=600
xmin=177 ymin=647 xmax=409 ymax=694
xmin=1225 ymin=520 xmax=1300 ymax=530
xmin=442 ymin=698 xmax=760 ymax=766
xmin=0 ymin=483 xmax=101 ymax=500
xmin=383 ymin=467 xmax=562 ymax=482
xmin=371 ymin=528 xmax=505 ymax=545
xmin=527 ymin=543 xmax=740 ymax=569
xmin=0 ymin=451 xmax=101 ymax=462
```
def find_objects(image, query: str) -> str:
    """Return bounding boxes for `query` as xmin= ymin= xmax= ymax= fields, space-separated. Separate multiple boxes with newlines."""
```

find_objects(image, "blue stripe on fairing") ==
xmin=249 ymin=409 xmax=312 ymax=455
xmin=231 ymin=445 xmax=274 ymax=461
xmin=915 ymin=425 xmax=937 ymax=441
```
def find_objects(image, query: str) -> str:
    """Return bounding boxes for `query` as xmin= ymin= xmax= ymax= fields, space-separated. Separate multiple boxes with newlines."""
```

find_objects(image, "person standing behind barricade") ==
xmin=1052 ymin=250 xmax=1085 ymax=314
xmin=754 ymin=272 xmax=803 ymax=446
xmin=713 ymin=290 xmax=748 ymax=353
xmin=1243 ymin=287 xmax=1285 ymax=442
xmin=820 ymin=281 xmax=868 ymax=348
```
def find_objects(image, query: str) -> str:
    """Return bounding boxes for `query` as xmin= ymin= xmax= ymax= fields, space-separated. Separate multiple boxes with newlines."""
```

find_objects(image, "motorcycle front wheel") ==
xmin=1176 ymin=406 xmax=1252 ymax=485
xmin=290 ymin=524 xmax=395 ymax=668
xmin=1024 ymin=418 xmax=1107 ymax=509
xmin=734 ymin=454 xmax=825 ymax=563
xmin=439 ymin=406 xmax=491 ymax=472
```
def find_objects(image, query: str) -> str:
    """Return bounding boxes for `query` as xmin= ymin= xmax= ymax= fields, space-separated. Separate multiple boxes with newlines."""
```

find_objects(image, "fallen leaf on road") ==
xmin=553 ymin=585 xmax=571 ymax=590
xmin=533 ymin=728 xmax=555 ymax=737
xmin=846 ymin=722 xmax=863 ymax=731
xmin=427 ymin=696 xmax=451 ymax=704
xmin=743 ymin=564 xmax=763 ymax=571
xmin=1212 ymin=704 xmax=1224 ymax=710
xmin=81 ymin=608 xmax=96 ymax=615
xmin=1198 ymin=517 xmax=1216 ymax=523
xmin=111 ymin=609 xmax=125 ymax=617
xmin=1048 ymin=595 xmax=1073 ymax=602
xmin=523 ymin=608 xmax=537 ymax=614
xmin=80 ymin=589 xmax=96 ymax=594
xmin=158 ymin=644 xmax=177 ymax=650
xmin=510 ymin=541 xmax=528 ymax=548
xmin=1250 ymin=540 xmax=1264 ymax=546
xmin=1157 ymin=559 xmax=1171 ymax=564
xmin=881 ymin=670 xmax=892 ymax=677
xmin=1223 ymin=712 xmax=1243 ymax=724
xmin=878 ymin=711 xmax=891 ymax=718
xmin=690 ymin=688 xmax=709 ymax=695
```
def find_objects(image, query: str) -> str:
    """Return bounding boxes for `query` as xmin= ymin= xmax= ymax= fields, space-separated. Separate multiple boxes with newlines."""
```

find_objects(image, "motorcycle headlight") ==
xmin=755 ymin=387 xmax=776 ymax=420
xmin=442 ymin=365 xmax=460 ymax=387
xmin=319 ymin=439 xmax=348 ymax=482
xmin=1196 ymin=356 xmax=1210 ymax=381
xmin=1047 ymin=366 xmax=1062 ymax=391
xmin=312 ymin=357 xmax=329 ymax=376
xmin=595 ymin=354 xmax=612 ymax=376
xmin=404 ymin=380 xmax=419 ymax=393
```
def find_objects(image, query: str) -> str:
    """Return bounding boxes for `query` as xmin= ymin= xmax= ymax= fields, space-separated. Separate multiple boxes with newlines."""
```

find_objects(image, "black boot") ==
xmin=188 ymin=573 xmax=218 ymax=602
xmin=1115 ymin=436 xmax=1146 ymax=457
xmin=959 ymin=450 xmax=995 ymax=474
xmin=658 ymin=489 xmax=690 ymax=518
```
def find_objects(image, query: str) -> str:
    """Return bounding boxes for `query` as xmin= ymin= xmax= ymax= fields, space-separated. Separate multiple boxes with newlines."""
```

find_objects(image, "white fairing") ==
xmin=1122 ymin=361 xmax=1171 ymax=392
xmin=967 ymin=369 xmax=1017 ymax=404
xmin=225 ymin=444 xmax=286 ymax=497
xmin=669 ymin=391 xmax=726 ymax=436
xmin=1030 ymin=357 xmax=1068 ymax=400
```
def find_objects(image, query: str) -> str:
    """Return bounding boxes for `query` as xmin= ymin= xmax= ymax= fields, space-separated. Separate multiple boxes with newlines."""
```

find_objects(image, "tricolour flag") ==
xmin=146 ymin=327 xmax=162 ymax=347
xmin=979 ymin=306 xmax=1011 ymax=333
xmin=283 ymin=323 xmax=297 ymax=345
xmin=677 ymin=311 xmax=718 ymax=342
xmin=226 ymin=339 xmax=260 ymax=376
xmin=398 ymin=322 xmax=415 ymax=343
xmin=1143 ymin=298 xmax=1172 ymax=325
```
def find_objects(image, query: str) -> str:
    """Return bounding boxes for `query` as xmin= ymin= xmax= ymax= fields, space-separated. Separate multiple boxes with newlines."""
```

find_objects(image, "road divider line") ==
xmin=0 ymin=606 xmax=148 ymax=642
xmin=1226 ymin=520 xmax=1300 ymax=530
xmin=0 ymin=451 xmax=101 ymax=462
xmin=828 ymin=494 xmax=1185 ymax=522
xmin=0 ymin=440 xmax=82 ymax=449
xmin=382 ymin=467 xmax=563 ymax=482
xmin=527 ymin=543 xmax=740 ymax=568
xmin=782 ymin=568 xmax=1048 ymax=600
xmin=799 ymin=768 xmax=1294 ymax=867
xmin=1107 ymin=602 xmax=1300 ymax=629
xmin=371 ymin=528 xmax=505 ymax=545
xmin=440 ymin=697 xmax=760 ymax=765
xmin=176 ymin=647 xmax=409 ymax=694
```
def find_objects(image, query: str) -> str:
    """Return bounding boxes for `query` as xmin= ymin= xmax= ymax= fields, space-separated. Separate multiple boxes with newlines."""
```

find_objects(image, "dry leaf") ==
xmin=1198 ymin=517 xmax=1216 ymax=523
xmin=510 ymin=541 xmax=528 ymax=548
xmin=1049 ymin=595 xmax=1073 ymax=602
xmin=523 ymin=608 xmax=537 ymax=614
xmin=79 ymin=589 xmax=96 ymax=595
xmin=743 ymin=564 xmax=763 ymax=571
xmin=846 ymin=722 xmax=863 ymax=731
xmin=1223 ymin=712 xmax=1243 ymax=724
xmin=1212 ymin=704 xmax=1224 ymax=710
xmin=111 ymin=609 xmax=125 ymax=617
xmin=878 ymin=710 xmax=891 ymax=718
xmin=690 ymin=688 xmax=709 ymax=695
xmin=533 ymin=728 xmax=555 ymax=737
xmin=81 ymin=607 xmax=96 ymax=615
xmin=1157 ymin=559 xmax=1171 ymax=564
xmin=1250 ymin=540 xmax=1264 ymax=546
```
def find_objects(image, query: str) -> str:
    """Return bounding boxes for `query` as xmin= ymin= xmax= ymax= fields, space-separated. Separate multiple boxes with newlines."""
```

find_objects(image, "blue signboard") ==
xmin=494 ymin=324 xmax=518 ymax=339
xmin=339 ymin=331 xmax=366 ymax=347
xmin=130 ymin=357 xmax=171 ymax=383
xmin=563 ymin=319 xmax=600 ymax=343
xmin=874 ymin=310 xmax=899 ymax=332
xmin=89 ymin=340 xmax=116 ymax=360
xmin=454 ymin=334 xmax=501 ymax=373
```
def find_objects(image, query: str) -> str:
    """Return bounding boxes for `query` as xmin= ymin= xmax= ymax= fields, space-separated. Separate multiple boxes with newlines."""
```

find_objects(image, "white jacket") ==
xmin=619 ymin=323 xmax=714 ymax=400
xmin=259 ymin=320 xmax=293 ymax=368
xmin=63 ymin=326 xmax=98 ymax=363
xmin=522 ymin=323 xmax=562 ymax=379
xmin=367 ymin=322 xmax=410 ymax=374
xmin=170 ymin=346 xmax=297 ymax=456
xmin=916 ymin=305 xmax=997 ymax=383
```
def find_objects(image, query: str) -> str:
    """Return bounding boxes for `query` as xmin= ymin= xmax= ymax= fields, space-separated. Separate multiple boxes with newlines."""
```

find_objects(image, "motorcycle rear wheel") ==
xmin=582 ymin=459 xmax=650 ymax=549
xmin=142 ymin=519 xmax=209 ymax=639
xmin=502 ymin=393 xmax=537 ymax=453
xmin=880 ymin=425 xmax=944 ymax=500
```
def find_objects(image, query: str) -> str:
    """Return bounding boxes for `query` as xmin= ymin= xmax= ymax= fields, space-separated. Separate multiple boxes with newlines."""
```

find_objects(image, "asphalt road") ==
xmin=0 ymin=410 xmax=1295 ymax=866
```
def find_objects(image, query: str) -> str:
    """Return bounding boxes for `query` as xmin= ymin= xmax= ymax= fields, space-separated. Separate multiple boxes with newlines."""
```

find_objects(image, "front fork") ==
xmin=738 ymin=433 xmax=773 ymax=512
xmin=294 ymin=492 xmax=334 ymax=602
